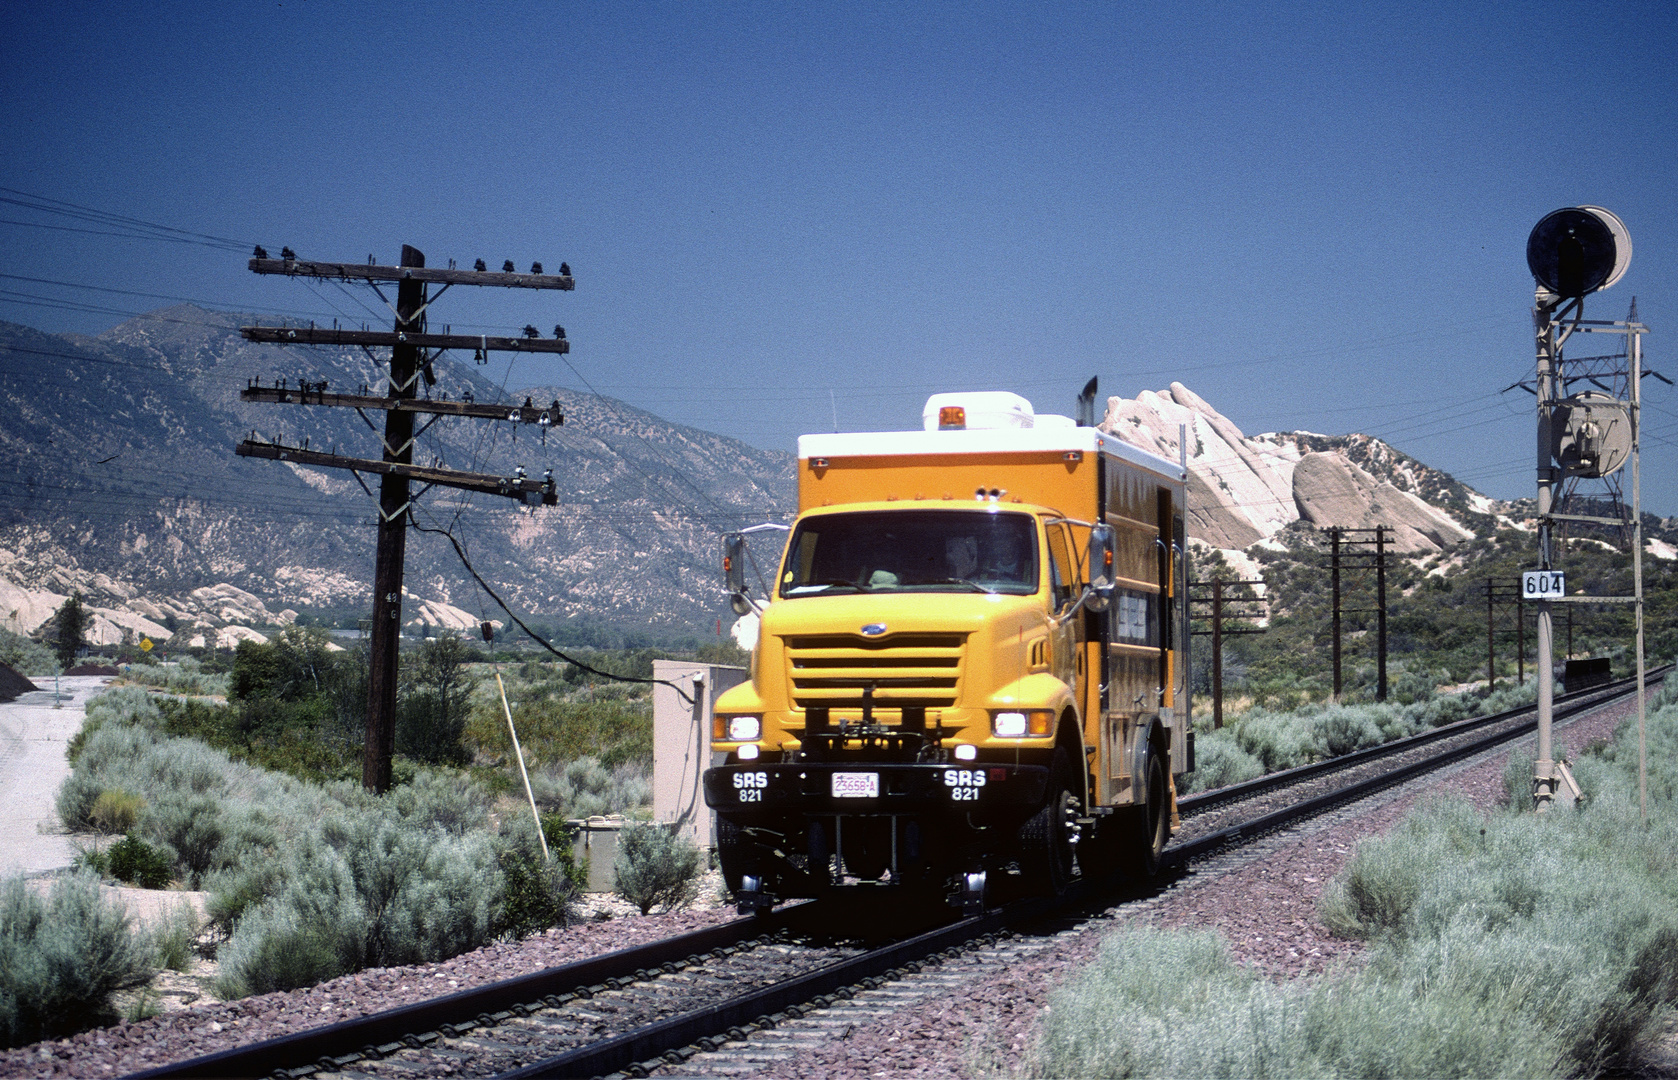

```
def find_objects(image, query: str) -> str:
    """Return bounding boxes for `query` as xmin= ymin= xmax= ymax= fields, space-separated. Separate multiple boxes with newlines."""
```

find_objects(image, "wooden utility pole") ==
xmin=240 ymin=247 xmax=575 ymax=792
xmin=1323 ymin=526 xmax=1391 ymax=701
xmin=1375 ymin=526 xmax=1388 ymax=701
xmin=1330 ymin=527 xmax=1342 ymax=699
xmin=364 ymin=246 xmax=424 ymax=792
xmin=1188 ymin=577 xmax=1266 ymax=728
xmin=1482 ymin=578 xmax=1523 ymax=691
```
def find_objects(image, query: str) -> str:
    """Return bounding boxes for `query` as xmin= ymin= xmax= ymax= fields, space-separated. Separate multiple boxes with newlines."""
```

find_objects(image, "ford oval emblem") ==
xmin=860 ymin=623 xmax=888 ymax=637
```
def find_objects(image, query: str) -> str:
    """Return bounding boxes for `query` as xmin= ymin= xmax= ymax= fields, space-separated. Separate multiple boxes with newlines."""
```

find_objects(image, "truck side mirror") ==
xmin=1086 ymin=523 xmax=1115 ymax=612
xmin=723 ymin=533 xmax=751 ymax=615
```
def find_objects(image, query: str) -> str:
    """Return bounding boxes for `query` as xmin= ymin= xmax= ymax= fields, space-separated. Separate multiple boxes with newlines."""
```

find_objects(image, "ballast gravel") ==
xmin=0 ymin=694 xmax=1645 ymax=1079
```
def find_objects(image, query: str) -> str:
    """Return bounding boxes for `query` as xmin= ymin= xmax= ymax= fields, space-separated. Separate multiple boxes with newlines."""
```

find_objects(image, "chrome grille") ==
xmin=784 ymin=633 xmax=966 ymax=711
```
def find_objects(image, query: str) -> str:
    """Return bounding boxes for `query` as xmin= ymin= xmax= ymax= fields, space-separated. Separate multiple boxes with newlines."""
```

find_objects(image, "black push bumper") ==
xmin=704 ymin=761 xmax=1049 ymax=817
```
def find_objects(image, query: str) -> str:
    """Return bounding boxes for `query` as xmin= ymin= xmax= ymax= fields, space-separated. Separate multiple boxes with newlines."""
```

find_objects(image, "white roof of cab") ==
xmin=798 ymin=427 xmax=1185 ymax=482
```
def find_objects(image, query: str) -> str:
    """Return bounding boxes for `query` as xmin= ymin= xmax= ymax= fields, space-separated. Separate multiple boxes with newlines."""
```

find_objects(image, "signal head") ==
xmin=1527 ymin=206 xmax=1631 ymax=297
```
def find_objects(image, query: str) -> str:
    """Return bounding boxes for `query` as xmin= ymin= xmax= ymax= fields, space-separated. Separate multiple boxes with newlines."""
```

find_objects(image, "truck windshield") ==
xmin=780 ymin=510 xmax=1039 ymax=597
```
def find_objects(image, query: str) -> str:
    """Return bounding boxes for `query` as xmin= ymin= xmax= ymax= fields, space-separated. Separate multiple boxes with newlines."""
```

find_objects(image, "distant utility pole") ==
xmin=1483 ymin=578 xmax=1523 ymax=690
xmin=1324 ymin=526 xmax=1391 ymax=701
xmin=240 ymin=247 xmax=574 ymax=792
xmin=1188 ymin=577 xmax=1266 ymax=728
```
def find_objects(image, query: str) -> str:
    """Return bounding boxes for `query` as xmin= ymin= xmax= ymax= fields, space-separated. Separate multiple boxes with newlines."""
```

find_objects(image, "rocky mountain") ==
xmin=0 ymin=306 xmax=1545 ymax=649
xmin=0 ymin=307 xmax=795 ymax=645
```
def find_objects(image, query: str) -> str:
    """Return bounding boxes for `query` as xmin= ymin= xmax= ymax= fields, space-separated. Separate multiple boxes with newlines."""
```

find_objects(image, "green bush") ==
xmin=155 ymin=694 xmax=360 ymax=784
xmin=0 ymin=871 xmax=153 ymax=1049
xmin=396 ymin=637 xmax=477 ymax=766
xmin=120 ymin=659 xmax=228 ymax=697
xmin=465 ymin=694 xmax=653 ymax=770
xmin=107 ymin=835 xmax=173 ymax=889
xmin=613 ymin=823 xmax=702 ymax=916
xmin=497 ymin=836 xmax=577 ymax=940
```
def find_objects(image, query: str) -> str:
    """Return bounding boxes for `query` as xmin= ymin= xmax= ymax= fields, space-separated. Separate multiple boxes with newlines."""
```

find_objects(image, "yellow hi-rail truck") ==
xmin=704 ymin=390 xmax=1190 ymax=914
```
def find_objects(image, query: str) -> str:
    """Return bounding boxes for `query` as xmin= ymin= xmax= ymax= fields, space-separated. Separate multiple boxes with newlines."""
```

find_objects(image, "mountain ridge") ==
xmin=0 ymin=306 xmax=1570 ymax=648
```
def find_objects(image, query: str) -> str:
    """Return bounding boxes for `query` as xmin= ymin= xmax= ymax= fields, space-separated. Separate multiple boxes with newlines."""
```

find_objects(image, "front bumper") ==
xmin=704 ymin=761 xmax=1049 ymax=818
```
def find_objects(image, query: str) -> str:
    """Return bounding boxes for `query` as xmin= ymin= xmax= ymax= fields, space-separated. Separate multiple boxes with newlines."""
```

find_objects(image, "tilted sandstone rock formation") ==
xmin=1292 ymin=452 xmax=1472 ymax=552
xmin=1101 ymin=383 xmax=1474 ymax=554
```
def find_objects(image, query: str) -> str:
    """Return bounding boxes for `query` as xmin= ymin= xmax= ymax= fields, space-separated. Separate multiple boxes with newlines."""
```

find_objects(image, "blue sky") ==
xmin=3 ymin=1 xmax=1676 ymax=515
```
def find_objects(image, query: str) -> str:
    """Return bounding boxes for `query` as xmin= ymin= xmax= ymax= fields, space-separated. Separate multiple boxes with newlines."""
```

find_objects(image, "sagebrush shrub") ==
xmin=57 ymin=689 xmax=517 ymax=999
xmin=1180 ymin=735 xmax=1263 ymax=794
xmin=121 ymin=661 xmax=229 ymax=698
xmin=149 ymin=901 xmax=199 ymax=973
xmin=0 ymin=872 xmax=152 ymax=1049
xmin=613 ymin=823 xmax=702 ymax=915
xmin=1186 ymin=678 xmax=1546 ymax=792
xmin=529 ymin=756 xmax=651 ymax=819
xmin=145 ymin=792 xmax=226 ymax=885
xmin=1036 ymin=693 xmax=1678 ymax=1079
xmin=0 ymin=627 xmax=55 ymax=677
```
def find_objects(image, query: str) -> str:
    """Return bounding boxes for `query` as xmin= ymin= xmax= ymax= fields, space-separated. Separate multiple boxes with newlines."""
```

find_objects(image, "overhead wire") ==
xmin=408 ymin=512 xmax=693 ymax=703
xmin=0 ymin=187 xmax=251 ymax=251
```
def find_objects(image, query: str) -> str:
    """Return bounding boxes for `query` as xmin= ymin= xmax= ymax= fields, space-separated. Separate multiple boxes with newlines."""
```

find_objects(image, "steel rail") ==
xmin=494 ymin=907 xmax=1044 ymax=1079
xmin=126 ymin=909 xmax=810 ymax=1080
xmin=1179 ymin=667 xmax=1668 ymax=817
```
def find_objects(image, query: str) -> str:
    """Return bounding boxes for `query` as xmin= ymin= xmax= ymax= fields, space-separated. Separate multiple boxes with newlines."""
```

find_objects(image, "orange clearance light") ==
xmin=1028 ymin=710 xmax=1052 ymax=736
xmin=713 ymin=715 xmax=727 ymax=740
xmin=938 ymin=406 xmax=966 ymax=430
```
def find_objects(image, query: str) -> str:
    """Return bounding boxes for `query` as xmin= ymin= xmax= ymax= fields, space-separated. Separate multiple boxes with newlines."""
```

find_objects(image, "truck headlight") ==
xmin=992 ymin=710 xmax=1053 ymax=737
xmin=715 ymin=715 xmax=761 ymax=741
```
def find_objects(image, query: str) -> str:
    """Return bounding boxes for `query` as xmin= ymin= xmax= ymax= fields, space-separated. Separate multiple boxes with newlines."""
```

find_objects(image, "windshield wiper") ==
xmin=784 ymin=579 xmax=865 ymax=595
xmin=903 ymin=577 xmax=996 ymax=594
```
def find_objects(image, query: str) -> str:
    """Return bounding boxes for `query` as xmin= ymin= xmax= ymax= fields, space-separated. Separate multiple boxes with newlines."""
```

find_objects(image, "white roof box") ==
xmin=923 ymin=391 xmax=1036 ymax=431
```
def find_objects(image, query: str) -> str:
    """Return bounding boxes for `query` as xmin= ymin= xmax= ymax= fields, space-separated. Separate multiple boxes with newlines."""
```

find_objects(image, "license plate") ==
xmin=831 ymin=772 xmax=879 ymax=798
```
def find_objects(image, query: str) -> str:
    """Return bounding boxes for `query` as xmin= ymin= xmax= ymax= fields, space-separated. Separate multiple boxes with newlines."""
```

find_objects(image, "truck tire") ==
xmin=1019 ymin=747 xmax=1078 ymax=895
xmin=1118 ymin=738 xmax=1169 ymax=879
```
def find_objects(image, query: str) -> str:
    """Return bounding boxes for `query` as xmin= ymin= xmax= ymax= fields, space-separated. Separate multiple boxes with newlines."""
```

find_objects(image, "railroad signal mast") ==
xmin=1523 ymin=208 xmax=1648 ymax=815
xmin=239 ymin=246 xmax=575 ymax=792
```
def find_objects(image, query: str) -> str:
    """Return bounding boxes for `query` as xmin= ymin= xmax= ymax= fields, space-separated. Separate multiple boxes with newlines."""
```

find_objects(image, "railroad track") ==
xmin=131 ymin=673 xmax=1662 ymax=1080
xmin=1171 ymin=667 xmax=1668 ymax=861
